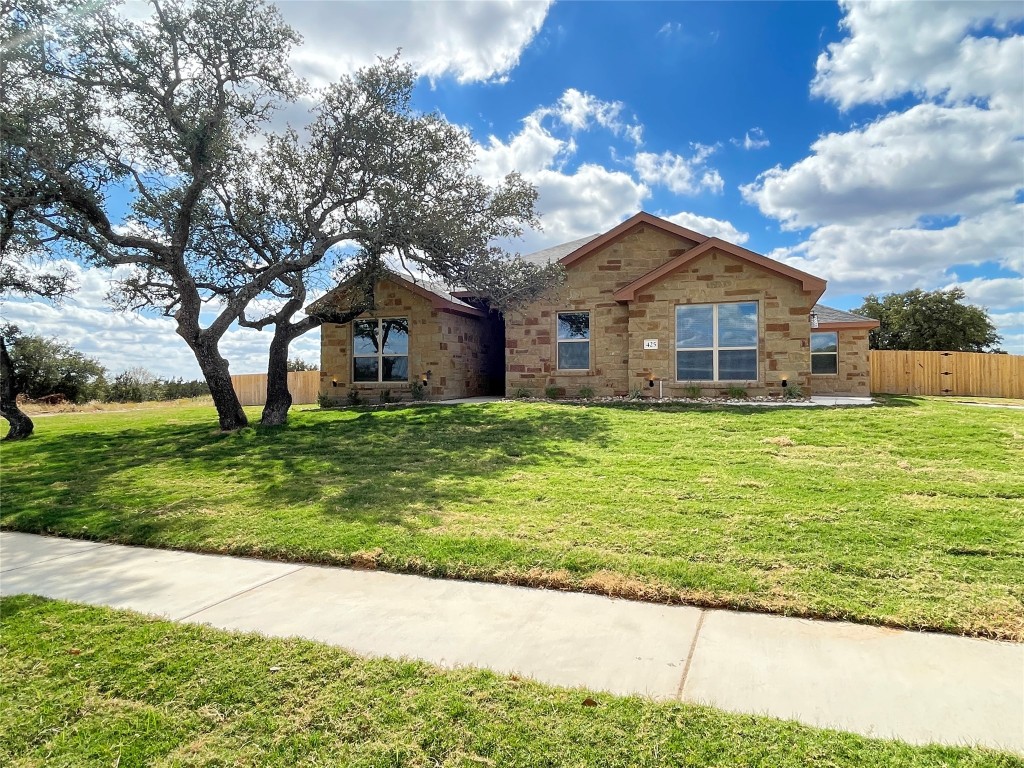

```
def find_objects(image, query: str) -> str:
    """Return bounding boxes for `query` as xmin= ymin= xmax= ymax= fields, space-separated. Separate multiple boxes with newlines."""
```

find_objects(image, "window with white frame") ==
xmin=557 ymin=311 xmax=590 ymax=370
xmin=811 ymin=331 xmax=839 ymax=374
xmin=353 ymin=317 xmax=409 ymax=382
xmin=676 ymin=302 xmax=758 ymax=381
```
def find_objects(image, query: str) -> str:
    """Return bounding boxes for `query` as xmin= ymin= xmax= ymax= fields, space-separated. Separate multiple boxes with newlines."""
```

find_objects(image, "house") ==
xmin=312 ymin=212 xmax=878 ymax=402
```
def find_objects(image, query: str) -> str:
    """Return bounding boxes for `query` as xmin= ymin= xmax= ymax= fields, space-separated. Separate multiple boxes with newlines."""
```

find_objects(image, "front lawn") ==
xmin=1 ymin=596 xmax=1018 ymax=767
xmin=2 ymin=398 xmax=1021 ymax=639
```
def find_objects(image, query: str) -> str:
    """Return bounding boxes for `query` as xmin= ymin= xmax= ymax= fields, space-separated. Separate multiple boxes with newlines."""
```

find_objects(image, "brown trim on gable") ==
xmin=816 ymin=320 xmax=879 ymax=331
xmin=386 ymin=274 xmax=487 ymax=318
xmin=306 ymin=273 xmax=486 ymax=320
xmin=559 ymin=211 xmax=709 ymax=268
xmin=611 ymin=238 xmax=827 ymax=301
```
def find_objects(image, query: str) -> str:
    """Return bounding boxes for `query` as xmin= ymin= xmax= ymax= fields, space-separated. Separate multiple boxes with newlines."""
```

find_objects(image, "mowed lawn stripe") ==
xmin=2 ymin=397 xmax=1021 ymax=639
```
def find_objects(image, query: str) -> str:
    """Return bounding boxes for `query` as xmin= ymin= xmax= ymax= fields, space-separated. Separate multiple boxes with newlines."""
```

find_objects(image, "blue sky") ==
xmin=7 ymin=0 xmax=1023 ymax=377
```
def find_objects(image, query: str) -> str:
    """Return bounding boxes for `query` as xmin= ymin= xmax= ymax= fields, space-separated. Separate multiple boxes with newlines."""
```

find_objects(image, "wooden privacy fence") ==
xmin=230 ymin=370 xmax=320 ymax=406
xmin=870 ymin=351 xmax=1024 ymax=398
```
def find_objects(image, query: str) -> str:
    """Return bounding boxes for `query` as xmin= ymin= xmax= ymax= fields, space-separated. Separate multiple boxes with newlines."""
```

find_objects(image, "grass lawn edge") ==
xmin=1 ymin=594 xmax=1019 ymax=767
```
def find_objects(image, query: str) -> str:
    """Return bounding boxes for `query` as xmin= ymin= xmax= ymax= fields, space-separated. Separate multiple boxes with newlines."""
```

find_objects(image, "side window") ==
xmin=353 ymin=318 xmax=410 ymax=382
xmin=557 ymin=312 xmax=590 ymax=370
xmin=811 ymin=331 xmax=839 ymax=374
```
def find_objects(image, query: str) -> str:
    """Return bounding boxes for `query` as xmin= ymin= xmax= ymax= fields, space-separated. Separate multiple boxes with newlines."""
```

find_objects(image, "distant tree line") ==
xmin=4 ymin=327 xmax=209 ymax=404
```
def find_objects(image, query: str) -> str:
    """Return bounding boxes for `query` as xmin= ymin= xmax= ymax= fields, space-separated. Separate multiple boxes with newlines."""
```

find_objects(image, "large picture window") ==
xmin=353 ymin=317 xmax=409 ymax=382
xmin=676 ymin=302 xmax=758 ymax=381
xmin=811 ymin=331 xmax=839 ymax=375
xmin=557 ymin=311 xmax=590 ymax=370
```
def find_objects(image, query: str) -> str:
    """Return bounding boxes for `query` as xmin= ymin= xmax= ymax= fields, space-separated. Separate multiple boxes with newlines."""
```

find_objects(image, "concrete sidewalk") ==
xmin=1 ymin=531 xmax=1021 ymax=754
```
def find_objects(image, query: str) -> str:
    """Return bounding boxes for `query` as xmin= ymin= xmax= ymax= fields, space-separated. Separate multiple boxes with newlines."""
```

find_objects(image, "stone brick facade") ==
xmin=809 ymin=328 xmax=872 ymax=396
xmin=505 ymin=222 xmax=824 ymax=398
xmin=318 ymin=278 xmax=494 ymax=403
xmin=314 ymin=215 xmax=876 ymax=401
xmin=505 ymin=224 xmax=701 ymax=397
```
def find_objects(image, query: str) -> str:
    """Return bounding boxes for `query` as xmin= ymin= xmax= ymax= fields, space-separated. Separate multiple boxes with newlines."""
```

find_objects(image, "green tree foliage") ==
xmin=162 ymin=377 xmax=210 ymax=399
xmin=2 ymin=0 xmax=301 ymax=431
xmin=105 ymin=369 xmax=209 ymax=402
xmin=6 ymin=330 xmax=105 ymax=403
xmin=853 ymin=288 xmax=1002 ymax=352
xmin=286 ymin=358 xmax=317 ymax=372
xmin=104 ymin=367 xmax=162 ymax=403
xmin=2 ymin=0 xmax=555 ymax=432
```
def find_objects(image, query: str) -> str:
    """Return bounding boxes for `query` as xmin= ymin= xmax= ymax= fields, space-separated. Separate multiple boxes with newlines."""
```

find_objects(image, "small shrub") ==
xmin=628 ymin=386 xmax=643 ymax=400
xmin=378 ymin=388 xmax=393 ymax=404
xmin=409 ymin=381 xmax=427 ymax=401
xmin=682 ymin=383 xmax=702 ymax=399
xmin=578 ymin=386 xmax=595 ymax=400
xmin=346 ymin=389 xmax=362 ymax=406
xmin=512 ymin=387 xmax=532 ymax=399
xmin=544 ymin=385 xmax=560 ymax=400
xmin=783 ymin=384 xmax=804 ymax=400
xmin=726 ymin=386 xmax=748 ymax=399
xmin=317 ymin=393 xmax=334 ymax=409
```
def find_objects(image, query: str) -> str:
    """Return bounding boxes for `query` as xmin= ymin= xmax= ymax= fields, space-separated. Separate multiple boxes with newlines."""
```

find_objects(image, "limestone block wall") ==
xmin=505 ymin=223 xmax=701 ymax=397
xmin=505 ymin=224 xmax=821 ymax=397
xmin=437 ymin=311 xmax=494 ymax=399
xmin=809 ymin=328 xmax=872 ymax=396
xmin=319 ymin=279 xmax=490 ymax=403
xmin=626 ymin=250 xmax=818 ymax=397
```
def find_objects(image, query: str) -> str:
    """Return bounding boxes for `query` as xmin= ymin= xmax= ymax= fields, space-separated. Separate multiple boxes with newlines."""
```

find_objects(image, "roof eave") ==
xmin=816 ymin=320 xmax=879 ymax=331
xmin=304 ymin=273 xmax=486 ymax=320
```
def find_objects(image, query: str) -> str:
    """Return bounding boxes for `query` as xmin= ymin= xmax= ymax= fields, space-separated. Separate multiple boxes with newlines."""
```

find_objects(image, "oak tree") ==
xmin=4 ymin=0 xmax=559 ymax=429
xmin=854 ymin=288 xmax=1002 ymax=352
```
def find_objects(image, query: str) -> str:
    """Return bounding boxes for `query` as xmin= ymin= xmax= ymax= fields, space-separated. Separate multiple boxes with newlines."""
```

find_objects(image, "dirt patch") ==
xmin=349 ymin=548 xmax=384 ymax=570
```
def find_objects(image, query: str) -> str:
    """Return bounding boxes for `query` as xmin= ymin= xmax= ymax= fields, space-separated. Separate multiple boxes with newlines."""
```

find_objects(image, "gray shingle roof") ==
xmin=517 ymin=234 xmax=602 ymax=266
xmin=813 ymin=304 xmax=873 ymax=324
xmin=416 ymin=278 xmax=478 ymax=309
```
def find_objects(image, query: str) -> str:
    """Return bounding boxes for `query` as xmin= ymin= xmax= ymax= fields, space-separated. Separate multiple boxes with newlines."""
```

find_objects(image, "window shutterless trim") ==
xmin=352 ymin=317 xmax=409 ymax=384
xmin=810 ymin=331 xmax=839 ymax=376
xmin=675 ymin=302 xmax=759 ymax=382
xmin=556 ymin=311 xmax=591 ymax=371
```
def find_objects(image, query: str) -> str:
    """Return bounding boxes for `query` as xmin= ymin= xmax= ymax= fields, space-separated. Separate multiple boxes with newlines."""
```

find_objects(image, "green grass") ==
xmin=2 ymin=596 xmax=1019 ymax=767
xmin=2 ymin=398 xmax=1022 ymax=639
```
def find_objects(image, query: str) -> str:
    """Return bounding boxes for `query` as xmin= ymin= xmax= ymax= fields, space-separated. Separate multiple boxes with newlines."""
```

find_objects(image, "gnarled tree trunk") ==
xmin=260 ymin=330 xmax=293 ymax=427
xmin=0 ymin=335 xmax=33 ymax=440
xmin=192 ymin=338 xmax=248 ymax=431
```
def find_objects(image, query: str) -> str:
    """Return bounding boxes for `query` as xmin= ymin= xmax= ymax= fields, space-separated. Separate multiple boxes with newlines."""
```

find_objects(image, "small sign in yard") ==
xmin=643 ymin=339 xmax=658 ymax=350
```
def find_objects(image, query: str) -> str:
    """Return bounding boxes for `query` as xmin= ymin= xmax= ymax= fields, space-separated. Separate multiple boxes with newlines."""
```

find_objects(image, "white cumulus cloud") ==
xmin=635 ymin=145 xmax=724 ymax=196
xmin=811 ymin=0 xmax=1024 ymax=112
xmin=732 ymin=127 xmax=770 ymax=150
xmin=662 ymin=211 xmax=749 ymax=244
xmin=276 ymin=0 xmax=552 ymax=86
xmin=741 ymin=104 xmax=1022 ymax=230
xmin=742 ymin=0 xmax=1022 ymax=354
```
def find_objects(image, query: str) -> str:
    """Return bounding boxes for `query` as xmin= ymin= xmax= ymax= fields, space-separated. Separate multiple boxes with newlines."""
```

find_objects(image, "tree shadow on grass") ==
xmin=227 ymin=404 xmax=614 ymax=527
xmin=0 ymin=404 xmax=612 ymax=541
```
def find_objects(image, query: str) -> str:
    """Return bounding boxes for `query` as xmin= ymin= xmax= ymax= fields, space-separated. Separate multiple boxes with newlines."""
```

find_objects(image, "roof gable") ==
xmin=611 ymin=237 xmax=827 ymax=301
xmin=559 ymin=211 xmax=708 ymax=268
xmin=307 ymin=271 xmax=486 ymax=319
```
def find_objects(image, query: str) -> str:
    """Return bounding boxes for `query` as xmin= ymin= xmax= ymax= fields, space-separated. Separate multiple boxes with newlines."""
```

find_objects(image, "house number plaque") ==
xmin=643 ymin=339 xmax=658 ymax=350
